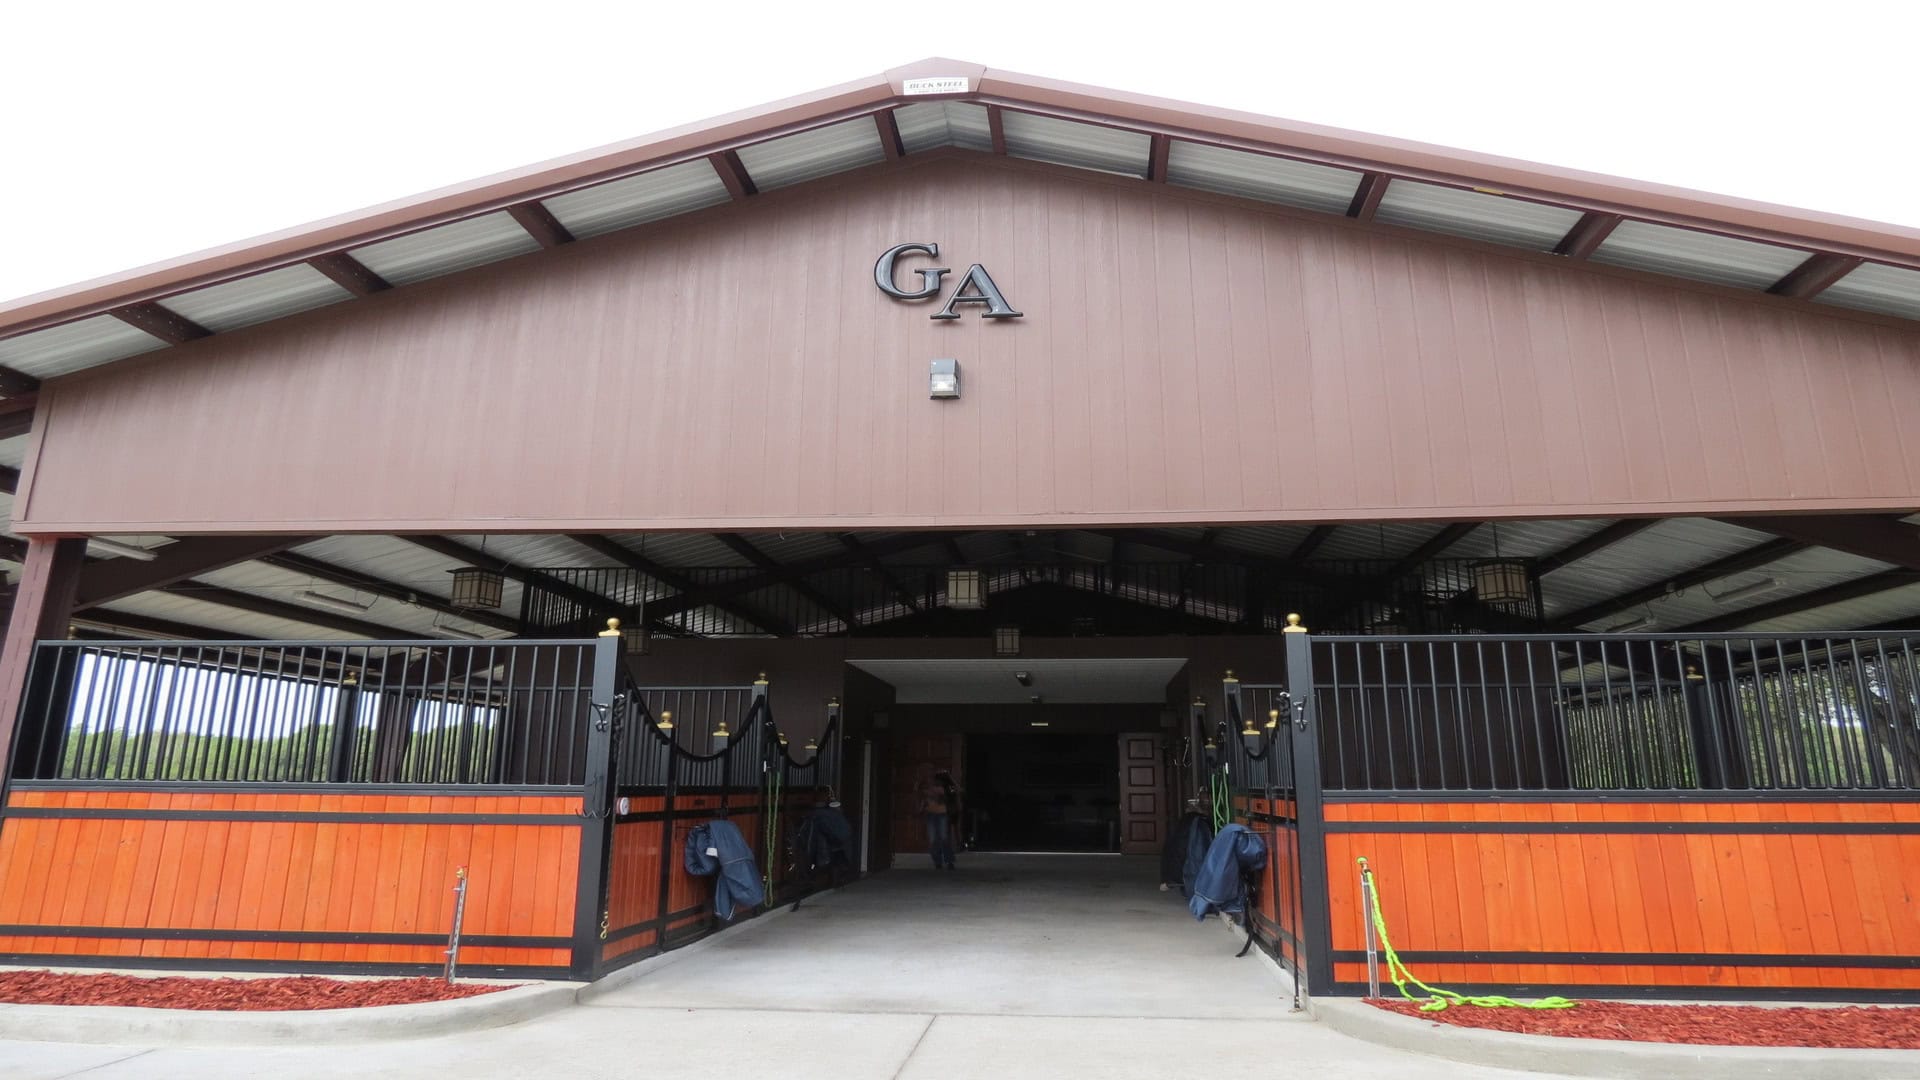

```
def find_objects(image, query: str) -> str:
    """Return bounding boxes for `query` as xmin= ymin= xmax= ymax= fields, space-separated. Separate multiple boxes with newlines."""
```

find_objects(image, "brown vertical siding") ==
xmin=0 ymin=788 xmax=581 ymax=972
xmin=17 ymin=153 xmax=1920 ymax=535
xmin=1323 ymin=799 xmax=1920 ymax=992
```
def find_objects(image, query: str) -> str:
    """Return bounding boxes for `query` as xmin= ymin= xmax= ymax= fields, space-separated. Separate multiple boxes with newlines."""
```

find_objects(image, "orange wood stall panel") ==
xmin=0 ymin=788 xmax=584 ymax=973
xmin=1322 ymin=800 xmax=1920 ymax=994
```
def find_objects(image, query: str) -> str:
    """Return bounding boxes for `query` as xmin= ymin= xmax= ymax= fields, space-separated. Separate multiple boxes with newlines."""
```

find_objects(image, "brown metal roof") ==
xmin=5 ymin=57 xmax=1920 ymax=350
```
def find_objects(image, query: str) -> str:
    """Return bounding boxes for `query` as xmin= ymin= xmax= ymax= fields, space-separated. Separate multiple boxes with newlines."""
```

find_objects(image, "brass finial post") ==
xmin=1283 ymin=613 xmax=1308 ymax=634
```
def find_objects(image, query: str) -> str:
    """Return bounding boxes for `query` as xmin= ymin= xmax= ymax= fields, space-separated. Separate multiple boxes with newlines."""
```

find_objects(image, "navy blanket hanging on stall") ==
xmin=685 ymin=818 xmax=765 ymax=920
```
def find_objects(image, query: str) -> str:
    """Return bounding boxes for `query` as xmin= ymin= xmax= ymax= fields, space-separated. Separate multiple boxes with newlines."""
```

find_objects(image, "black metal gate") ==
xmin=1208 ymin=622 xmax=1334 ymax=1000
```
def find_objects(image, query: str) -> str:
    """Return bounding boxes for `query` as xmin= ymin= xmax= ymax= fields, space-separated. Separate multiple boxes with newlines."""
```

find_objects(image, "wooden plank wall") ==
xmin=1323 ymin=799 xmax=1920 ymax=995
xmin=0 ymin=787 xmax=583 ymax=975
xmin=1234 ymin=795 xmax=1305 ymax=973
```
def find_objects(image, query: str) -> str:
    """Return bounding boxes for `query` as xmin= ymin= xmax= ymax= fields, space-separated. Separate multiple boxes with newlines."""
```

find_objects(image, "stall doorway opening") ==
xmin=964 ymin=731 xmax=1119 ymax=852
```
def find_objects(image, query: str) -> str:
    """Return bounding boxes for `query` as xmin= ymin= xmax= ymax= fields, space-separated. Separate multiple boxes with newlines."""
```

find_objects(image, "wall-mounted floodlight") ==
xmin=929 ymin=358 xmax=959 ymax=399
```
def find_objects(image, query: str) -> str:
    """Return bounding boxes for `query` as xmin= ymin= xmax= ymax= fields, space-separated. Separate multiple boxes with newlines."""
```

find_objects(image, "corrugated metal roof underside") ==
xmin=893 ymin=102 xmax=993 ymax=154
xmin=1740 ymin=581 xmax=1920 ymax=633
xmin=1210 ymin=525 xmax=1319 ymax=560
xmin=349 ymin=212 xmax=542 ymax=287
xmin=1613 ymin=546 xmax=1896 ymax=631
xmin=1446 ymin=519 xmax=1616 ymax=560
xmin=539 ymin=160 xmax=732 ymax=240
xmin=1539 ymin=518 xmax=1778 ymax=623
xmin=193 ymin=560 xmax=514 ymax=639
xmin=156 ymin=264 xmax=354 ymax=334
xmin=734 ymin=117 xmax=887 ymax=192
xmin=1311 ymin=522 xmax=1453 ymax=561
xmin=0 ymin=314 xmax=164 ymax=379
xmin=598 ymin=533 xmax=753 ymax=568
xmin=91 ymin=591 xmax=370 ymax=641
xmin=291 ymin=535 xmax=529 ymax=617
xmin=1818 ymin=261 xmax=1920 ymax=320
xmin=1000 ymin=111 xmax=1151 ymax=178
xmin=1374 ymin=182 xmax=1585 ymax=251
xmin=1164 ymin=142 xmax=1363 ymax=215
xmin=1590 ymin=220 xmax=1809 ymax=290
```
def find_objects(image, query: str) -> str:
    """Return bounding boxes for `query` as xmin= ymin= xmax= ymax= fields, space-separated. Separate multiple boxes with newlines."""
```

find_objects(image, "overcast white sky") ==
xmin=5 ymin=1 xmax=1914 ymax=304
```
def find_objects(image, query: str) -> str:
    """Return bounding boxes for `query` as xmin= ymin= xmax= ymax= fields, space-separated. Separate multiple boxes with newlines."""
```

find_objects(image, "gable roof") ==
xmin=3 ymin=56 xmax=1919 ymax=390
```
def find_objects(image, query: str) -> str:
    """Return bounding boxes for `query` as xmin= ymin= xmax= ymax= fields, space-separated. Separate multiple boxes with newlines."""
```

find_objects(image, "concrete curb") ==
xmin=0 ymin=981 xmax=581 ymax=1047
xmin=1314 ymin=998 xmax=1920 ymax=1080
xmin=0 ymin=887 xmax=846 ymax=1046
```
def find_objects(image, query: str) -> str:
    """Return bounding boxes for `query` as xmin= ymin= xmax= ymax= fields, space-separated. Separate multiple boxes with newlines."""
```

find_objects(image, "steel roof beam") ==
xmin=1714 ymin=513 xmax=1920 ymax=572
xmin=75 ymin=535 xmax=319 ymax=609
xmin=258 ymin=551 xmax=520 ymax=634
xmin=566 ymin=534 xmax=793 ymax=636
xmin=1553 ymin=212 xmax=1623 ymax=259
xmin=1289 ymin=526 xmax=1336 ymax=561
xmin=110 ymin=302 xmax=211 ymax=345
xmin=1146 ymin=134 xmax=1171 ymax=182
xmin=1553 ymin=537 xmax=1810 ymax=629
xmin=875 ymin=108 xmax=905 ymax=160
xmin=714 ymin=533 xmax=862 ymax=629
xmin=840 ymin=536 xmax=922 ymax=614
xmin=708 ymin=150 xmax=758 ymax=200
xmin=987 ymin=105 xmax=1008 ymax=155
xmin=1381 ymin=522 xmax=1478 ymax=580
xmin=156 ymin=581 xmax=419 ymax=639
xmin=70 ymin=609 xmax=263 ymax=641
xmin=507 ymin=203 xmax=575 ymax=249
xmin=0 ymin=395 xmax=33 ymax=440
xmin=308 ymin=252 xmax=391 ymax=297
xmin=1536 ymin=519 xmax=1659 ymax=575
xmin=644 ymin=532 xmax=964 ymax=621
xmin=1767 ymin=252 xmax=1864 ymax=300
xmin=396 ymin=534 xmax=615 ymax=615
xmin=1671 ymin=569 xmax=1917 ymax=633
xmin=1347 ymin=172 xmax=1389 ymax=222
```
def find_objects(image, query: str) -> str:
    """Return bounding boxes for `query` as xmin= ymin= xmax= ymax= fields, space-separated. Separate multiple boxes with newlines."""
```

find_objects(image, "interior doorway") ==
xmin=848 ymin=656 xmax=1187 ymax=867
xmin=964 ymin=731 xmax=1119 ymax=851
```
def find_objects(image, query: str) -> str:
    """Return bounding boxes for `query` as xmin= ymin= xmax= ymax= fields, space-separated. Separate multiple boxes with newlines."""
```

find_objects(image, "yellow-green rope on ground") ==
xmin=1358 ymin=857 xmax=1577 ymax=1013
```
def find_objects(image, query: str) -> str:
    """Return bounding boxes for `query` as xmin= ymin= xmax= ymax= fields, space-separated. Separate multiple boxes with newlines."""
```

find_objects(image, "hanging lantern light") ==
xmin=448 ymin=567 xmax=505 ymax=610
xmin=1473 ymin=522 xmax=1530 ymax=607
xmin=656 ymin=709 xmax=674 ymax=731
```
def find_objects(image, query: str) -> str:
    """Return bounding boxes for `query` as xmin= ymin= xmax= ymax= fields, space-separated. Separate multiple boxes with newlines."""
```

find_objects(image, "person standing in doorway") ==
xmin=918 ymin=768 xmax=957 ymax=870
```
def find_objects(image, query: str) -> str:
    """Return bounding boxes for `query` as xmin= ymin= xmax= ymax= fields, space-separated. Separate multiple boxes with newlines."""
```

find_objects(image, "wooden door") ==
xmin=1118 ymin=733 xmax=1166 ymax=854
xmin=888 ymin=733 xmax=962 ymax=855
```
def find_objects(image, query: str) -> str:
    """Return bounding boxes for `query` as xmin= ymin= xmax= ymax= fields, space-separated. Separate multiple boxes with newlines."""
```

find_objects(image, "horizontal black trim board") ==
xmin=0 ymin=953 xmax=577 ymax=981
xmin=1326 ymin=790 xmax=1920 ymax=802
xmin=10 ymin=781 xmax=587 ymax=797
xmin=0 ymin=925 xmax=572 ymax=949
xmin=603 ymin=919 xmax=665 ymax=944
xmin=612 ymin=811 xmax=671 ymax=824
xmin=1325 ymin=820 xmax=1917 ymax=835
xmin=1324 ymin=982 xmax=1920 ymax=1004
xmin=0 ymin=807 xmax=584 ymax=826
xmin=1331 ymin=949 xmax=1920 ymax=969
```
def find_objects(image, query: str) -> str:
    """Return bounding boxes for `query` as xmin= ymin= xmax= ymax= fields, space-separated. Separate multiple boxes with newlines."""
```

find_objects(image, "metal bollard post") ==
xmin=1358 ymin=858 xmax=1380 ymax=999
xmin=444 ymin=866 xmax=469 ymax=984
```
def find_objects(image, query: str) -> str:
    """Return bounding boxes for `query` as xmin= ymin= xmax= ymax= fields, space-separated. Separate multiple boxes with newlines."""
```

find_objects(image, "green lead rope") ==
xmin=1358 ymin=857 xmax=1577 ymax=1013
xmin=1209 ymin=768 xmax=1232 ymax=833
xmin=763 ymin=756 xmax=784 ymax=906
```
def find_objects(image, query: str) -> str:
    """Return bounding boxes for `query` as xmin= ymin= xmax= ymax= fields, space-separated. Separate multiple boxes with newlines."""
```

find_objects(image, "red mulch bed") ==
xmin=1371 ymin=999 xmax=1920 ymax=1049
xmin=0 ymin=970 xmax=512 ymax=1011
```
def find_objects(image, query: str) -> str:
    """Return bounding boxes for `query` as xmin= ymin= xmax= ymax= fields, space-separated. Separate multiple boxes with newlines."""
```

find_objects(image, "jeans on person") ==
xmin=925 ymin=812 xmax=956 ymax=868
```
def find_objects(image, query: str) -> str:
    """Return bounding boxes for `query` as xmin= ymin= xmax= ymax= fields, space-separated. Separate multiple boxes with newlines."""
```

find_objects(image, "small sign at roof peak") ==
xmin=903 ymin=76 xmax=969 ymax=96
